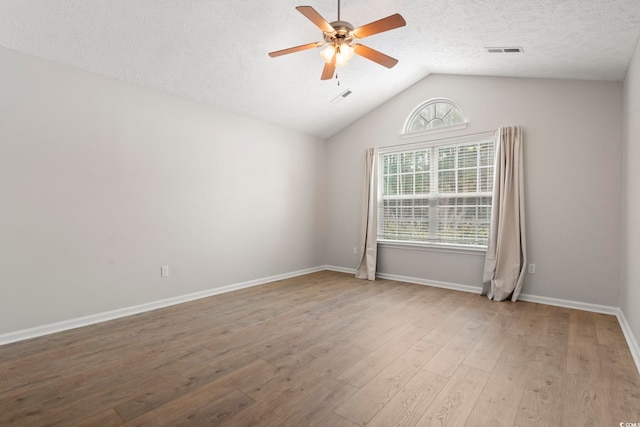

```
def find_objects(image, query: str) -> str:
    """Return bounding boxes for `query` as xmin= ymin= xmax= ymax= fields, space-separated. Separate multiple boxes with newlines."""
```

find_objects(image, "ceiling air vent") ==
xmin=330 ymin=89 xmax=353 ymax=104
xmin=485 ymin=47 xmax=524 ymax=53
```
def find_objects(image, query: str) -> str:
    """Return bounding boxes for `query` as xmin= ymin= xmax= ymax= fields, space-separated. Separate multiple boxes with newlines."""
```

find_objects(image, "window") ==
xmin=403 ymin=98 xmax=467 ymax=136
xmin=378 ymin=135 xmax=494 ymax=249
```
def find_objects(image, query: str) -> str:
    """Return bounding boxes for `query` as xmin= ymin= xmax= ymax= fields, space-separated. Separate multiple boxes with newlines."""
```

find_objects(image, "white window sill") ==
xmin=378 ymin=240 xmax=487 ymax=256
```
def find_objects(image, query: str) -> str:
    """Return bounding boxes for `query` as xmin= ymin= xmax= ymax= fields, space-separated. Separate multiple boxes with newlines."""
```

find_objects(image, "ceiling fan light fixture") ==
xmin=337 ymin=43 xmax=354 ymax=66
xmin=320 ymin=45 xmax=336 ymax=63
xmin=321 ymin=42 xmax=355 ymax=67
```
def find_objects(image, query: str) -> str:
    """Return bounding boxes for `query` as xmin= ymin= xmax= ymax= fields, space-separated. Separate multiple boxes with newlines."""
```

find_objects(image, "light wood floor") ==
xmin=1 ymin=270 xmax=639 ymax=426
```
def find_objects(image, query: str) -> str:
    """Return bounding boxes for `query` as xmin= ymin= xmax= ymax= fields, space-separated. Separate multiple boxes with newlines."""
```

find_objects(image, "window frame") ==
xmin=377 ymin=132 xmax=495 ymax=253
xmin=401 ymin=98 xmax=468 ymax=139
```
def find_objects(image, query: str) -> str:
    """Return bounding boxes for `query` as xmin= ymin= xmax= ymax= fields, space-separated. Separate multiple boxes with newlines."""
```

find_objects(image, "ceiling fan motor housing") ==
xmin=324 ymin=21 xmax=354 ymax=43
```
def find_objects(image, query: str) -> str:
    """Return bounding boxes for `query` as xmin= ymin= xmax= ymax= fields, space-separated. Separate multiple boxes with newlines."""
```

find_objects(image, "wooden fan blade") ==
xmin=352 ymin=13 xmax=406 ymax=39
xmin=321 ymin=54 xmax=336 ymax=80
xmin=353 ymin=44 xmax=398 ymax=68
xmin=269 ymin=42 xmax=322 ymax=57
xmin=296 ymin=6 xmax=335 ymax=33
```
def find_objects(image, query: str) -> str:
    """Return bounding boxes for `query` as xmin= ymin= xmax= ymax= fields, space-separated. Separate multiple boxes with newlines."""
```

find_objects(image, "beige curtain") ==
xmin=483 ymin=126 xmax=527 ymax=301
xmin=356 ymin=148 xmax=378 ymax=280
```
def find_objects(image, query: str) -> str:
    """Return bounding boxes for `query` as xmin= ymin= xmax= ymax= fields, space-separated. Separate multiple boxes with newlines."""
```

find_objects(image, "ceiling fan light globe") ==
xmin=334 ymin=43 xmax=354 ymax=67
xmin=335 ymin=53 xmax=348 ymax=67
xmin=320 ymin=45 xmax=335 ymax=63
xmin=340 ymin=43 xmax=355 ymax=61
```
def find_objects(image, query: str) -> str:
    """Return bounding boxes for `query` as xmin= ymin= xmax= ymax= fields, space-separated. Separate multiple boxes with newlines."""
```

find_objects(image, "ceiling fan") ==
xmin=268 ymin=1 xmax=406 ymax=80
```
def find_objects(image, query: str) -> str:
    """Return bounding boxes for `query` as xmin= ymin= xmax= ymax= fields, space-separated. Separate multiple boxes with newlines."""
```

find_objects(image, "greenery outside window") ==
xmin=378 ymin=134 xmax=494 ymax=249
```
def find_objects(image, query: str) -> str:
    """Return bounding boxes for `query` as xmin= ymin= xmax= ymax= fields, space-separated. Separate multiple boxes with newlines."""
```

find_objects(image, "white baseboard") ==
xmin=615 ymin=308 xmax=640 ymax=375
xmin=323 ymin=266 xmax=482 ymax=299
xmin=375 ymin=272 xmax=483 ymax=295
xmin=517 ymin=293 xmax=619 ymax=315
xmin=374 ymin=272 xmax=622 ymax=316
xmin=357 ymin=270 xmax=622 ymax=315
xmin=325 ymin=266 xmax=482 ymax=293
xmin=324 ymin=265 xmax=357 ymax=274
xmin=326 ymin=267 xmax=483 ymax=294
xmin=325 ymin=267 xmax=621 ymax=315
xmin=0 ymin=266 xmax=325 ymax=346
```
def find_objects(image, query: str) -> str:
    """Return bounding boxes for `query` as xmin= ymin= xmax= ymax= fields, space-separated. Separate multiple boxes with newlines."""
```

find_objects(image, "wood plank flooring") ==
xmin=1 ymin=270 xmax=639 ymax=426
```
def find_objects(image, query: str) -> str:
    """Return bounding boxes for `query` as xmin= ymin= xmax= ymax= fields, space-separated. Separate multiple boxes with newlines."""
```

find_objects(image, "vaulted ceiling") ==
xmin=1 ymin=0 xmax=639 ymax=138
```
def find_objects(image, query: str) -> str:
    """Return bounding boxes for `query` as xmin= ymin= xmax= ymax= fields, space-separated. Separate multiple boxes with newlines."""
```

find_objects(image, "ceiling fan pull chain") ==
xmin=336 ymin=73 xmax=340 ymax=86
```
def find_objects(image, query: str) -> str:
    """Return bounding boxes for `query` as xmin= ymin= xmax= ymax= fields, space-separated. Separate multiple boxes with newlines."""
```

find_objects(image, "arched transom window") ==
xmin=404 ymin=98 xmax=467 ymax=135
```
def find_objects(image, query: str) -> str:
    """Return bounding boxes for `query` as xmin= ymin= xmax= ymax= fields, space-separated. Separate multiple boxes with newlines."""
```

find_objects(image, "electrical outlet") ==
xmin=352 ymin=246 xmax=358 ymax=255
xmin=161 ymin=265 xmax=169 ymax=277
xmin=528 ymin=264 xmax=535 ymax=274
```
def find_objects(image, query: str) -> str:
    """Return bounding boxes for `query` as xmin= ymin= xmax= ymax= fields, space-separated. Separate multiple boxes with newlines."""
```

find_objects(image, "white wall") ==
xmin=0 ymin=47 xmax=326 ymax=334
xmin=622 ymin=40 xmax=640 ymax=348
xmin=327 ymin=74 xmax=623 ymax=306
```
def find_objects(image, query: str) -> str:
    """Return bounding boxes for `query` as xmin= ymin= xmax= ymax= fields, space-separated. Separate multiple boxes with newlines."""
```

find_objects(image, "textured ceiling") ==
xmin=1 ymin=0 xmax=640 ymax=138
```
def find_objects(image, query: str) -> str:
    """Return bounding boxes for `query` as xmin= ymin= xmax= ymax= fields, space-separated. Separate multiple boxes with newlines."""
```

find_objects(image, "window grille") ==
xmin=404 ymin=98 xmax=466 ymax=134
xmin=378 ymin=136 xmax=494 ymax=248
